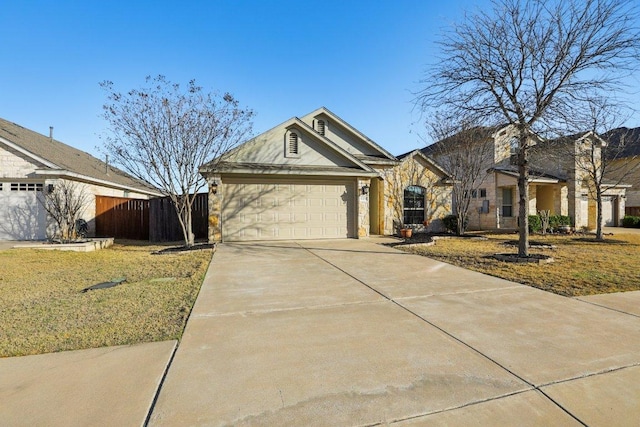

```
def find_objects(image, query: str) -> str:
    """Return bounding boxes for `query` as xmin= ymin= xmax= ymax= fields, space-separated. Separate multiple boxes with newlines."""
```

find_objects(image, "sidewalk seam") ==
xmin=143 ymin=342 xmax=179 ymax=427
xmin=573 ymin=298 xmax=640 ymax=319
xmin=144 ymin=245 xmax=218 ymax=425
xmin=302 ymin=243 xmax=589 ymax=426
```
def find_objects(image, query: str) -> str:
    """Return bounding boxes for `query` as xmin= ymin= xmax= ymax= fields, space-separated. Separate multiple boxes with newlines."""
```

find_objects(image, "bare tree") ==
xmin=418 ymin=0 xmax=640 ymax=257
xmin=567 ymin=100 xmax=640 ymax=240
xmin=383 ymin=152 xmax=450 ymax=234
xmin=38 ymin=180 xmax=91 ymax=243
xmin=427 ymin=116 xmax=494 ymax=235
xmin=101 ymin=75 xmax=254 ymax=247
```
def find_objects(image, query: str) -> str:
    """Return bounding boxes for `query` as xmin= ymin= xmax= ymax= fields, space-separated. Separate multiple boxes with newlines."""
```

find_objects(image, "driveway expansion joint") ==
xmin=573 ymin=297 xmax=640 ymax=319
xmin=192 ymin=299 xmax=388 ymax=318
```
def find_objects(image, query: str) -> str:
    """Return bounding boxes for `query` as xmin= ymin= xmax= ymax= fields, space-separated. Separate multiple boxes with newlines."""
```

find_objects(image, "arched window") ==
xmin=316 ymin=119 xmax=326 ymax=136
xmin=404 ymin=186 xmax=425 ymax=225
xmin=288 ymin=132 xmax=299 ymax=155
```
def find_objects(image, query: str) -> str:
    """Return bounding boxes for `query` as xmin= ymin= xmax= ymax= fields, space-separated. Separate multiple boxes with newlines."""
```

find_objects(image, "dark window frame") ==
xmin=403 ymin=185 xmax=426 ymax=225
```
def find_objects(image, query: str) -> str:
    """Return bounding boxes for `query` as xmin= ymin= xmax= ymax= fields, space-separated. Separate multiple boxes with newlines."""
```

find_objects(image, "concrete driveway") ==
xmin=149 ymin=238 xmax=640 ymax=426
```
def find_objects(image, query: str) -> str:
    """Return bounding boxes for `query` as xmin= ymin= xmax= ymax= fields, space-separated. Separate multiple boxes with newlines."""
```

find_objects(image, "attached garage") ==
xmin=222 ymin=177 xmax=356 ymax=241
xmin=0 ymin=184 xmax=47 ymax=240
xmin=199 ymin=107 xmax=404 ymax=243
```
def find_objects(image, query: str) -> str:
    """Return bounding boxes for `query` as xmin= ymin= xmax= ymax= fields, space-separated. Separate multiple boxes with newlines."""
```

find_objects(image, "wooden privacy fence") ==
xmin=627 ymin=206 xmax=640 ymax=217
xmin=95 ymin=196 xmax=150 ymax=240
xmin=95 ymin=194 xmax=208 ymax=241
xmin=149 ymin=193 xmax=208 ymax=242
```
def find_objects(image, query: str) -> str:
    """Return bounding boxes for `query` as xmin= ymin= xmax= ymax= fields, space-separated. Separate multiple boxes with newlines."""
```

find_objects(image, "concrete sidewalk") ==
xmin=149 ymin=238 xmax=640 ymax=426
xmin=0 ymin=341 xmax=176 ymax=426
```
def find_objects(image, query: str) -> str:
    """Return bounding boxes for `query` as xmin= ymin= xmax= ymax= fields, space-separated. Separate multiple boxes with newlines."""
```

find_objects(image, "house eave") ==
xmin=0 ymin=136 xmax=60 ymax=169
xmin=200 ymin=163 xmax=379 ymax=178
xmin=34 ymin=169 xmax=163 ymax=197
xmin=490 ymin=168 xmax=564 ymax=184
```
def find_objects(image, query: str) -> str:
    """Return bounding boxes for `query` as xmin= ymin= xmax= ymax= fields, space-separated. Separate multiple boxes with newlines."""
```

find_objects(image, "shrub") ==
xmin=443 ymin=214 xmax=458 ymax=233
xmin=549 ymin=215 xmax=571 ymax=229
xmin=528 ymin=215 xmax=542 ymax=233
xmin=622 ymin=215 xmax=640 ymax=228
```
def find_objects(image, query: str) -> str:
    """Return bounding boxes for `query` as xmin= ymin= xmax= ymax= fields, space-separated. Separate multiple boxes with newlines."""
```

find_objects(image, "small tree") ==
xmin=38 ymin=180 xmax=91 ymax=242
xmin=565 ymin=100 xmax=640 ymax=240
xmin=418 ymin=0 xmax=640 ymax=256
xmin=427 ymin=116 xmax=494 ymax=235
xmin=101 ymin=76 xmax=254 ymax=247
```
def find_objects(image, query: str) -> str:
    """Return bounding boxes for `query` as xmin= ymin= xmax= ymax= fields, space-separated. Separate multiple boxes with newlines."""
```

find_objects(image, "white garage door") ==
xmin=601 ymin=196 xmax=615 ymax=226
xmin=222 ymin=178 xmax=355 ymax=241
xmin=0 ymin=185 xmax=47 ymax=240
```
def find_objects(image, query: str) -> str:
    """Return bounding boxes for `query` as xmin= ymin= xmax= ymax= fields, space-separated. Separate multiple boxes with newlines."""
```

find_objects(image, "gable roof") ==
xmin=0 ymin=117 xmax=160 ymax=195
xmin=301 ymin=107 xmax=398 ymax=164
xmin=200 ymin=111 xmax=388 ymax=177
xmin=396 ymin=149 xmax=451 ymax=179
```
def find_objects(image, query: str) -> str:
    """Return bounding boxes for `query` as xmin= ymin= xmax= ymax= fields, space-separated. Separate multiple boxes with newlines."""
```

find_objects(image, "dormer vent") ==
xmin=289 ymin=132 xmax=299 ymax=155
xmin=316 ymin=119 xmax=326 ymax=136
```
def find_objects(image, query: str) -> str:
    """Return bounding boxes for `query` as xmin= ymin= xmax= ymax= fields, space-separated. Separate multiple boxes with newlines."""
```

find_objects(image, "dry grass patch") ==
xmin=400 ymin=233 xmax=640 ymax=297
xmin=0 ymin=241 xmax=213 ymax=357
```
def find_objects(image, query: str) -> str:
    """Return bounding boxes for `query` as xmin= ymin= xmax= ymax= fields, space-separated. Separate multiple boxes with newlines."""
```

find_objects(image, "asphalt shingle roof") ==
xmin=603 ymin=127 xmax=640 ymax=158
xmin=0 ymin=118 xmax=159 ymax=194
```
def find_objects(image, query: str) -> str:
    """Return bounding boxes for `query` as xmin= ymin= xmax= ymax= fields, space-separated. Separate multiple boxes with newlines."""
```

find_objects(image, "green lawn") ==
xmin=399 ymin=233 xmax=640 ymax=297
xmin=0 ymin=241 xmax=213 ymax=357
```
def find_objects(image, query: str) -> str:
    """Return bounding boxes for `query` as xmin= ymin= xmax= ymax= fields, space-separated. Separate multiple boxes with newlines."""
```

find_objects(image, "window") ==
xmin=470 ymin=189 xmax=486 ymax=198
xmin=509 ymin=137 xmax=519 ymax=155
xmin=288 ymin=132 xmax=299 ymax=155
xmin=509 ymin=137 xmax=519 ymax=165
xmin=316 ymin=119 xmax=326 ymax=136
xmin=10 ymin=183 xmax=43 ymax=192
xmin=403 ymin=185 xmax=425 ymax=225
xmin=502 ymin=188 xmax=513 ymax=217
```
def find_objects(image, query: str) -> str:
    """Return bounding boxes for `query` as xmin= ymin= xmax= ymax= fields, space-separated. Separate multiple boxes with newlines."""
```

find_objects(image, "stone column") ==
xmin=207 ymin=175 xmax=222 ymax=243
xmin=357 ymin=178 xmax=371 ymax=238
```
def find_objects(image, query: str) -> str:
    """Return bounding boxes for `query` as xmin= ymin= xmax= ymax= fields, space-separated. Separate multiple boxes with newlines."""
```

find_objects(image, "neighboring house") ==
xmin=0 ymin=118 xmax=161 ymax=240
xmin=199 ymin=107 xmax=452 ymax=242
xmin=603 ymin=127 xmax=640 ymax=216
xmin=422 ymin=125 xmax=627 ymax=231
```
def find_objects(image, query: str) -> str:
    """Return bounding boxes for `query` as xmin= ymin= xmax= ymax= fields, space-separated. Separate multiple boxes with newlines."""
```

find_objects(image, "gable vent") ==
xmin=316 ymin=120 xmax=326 ymax=136
xmin=289 ymin=132 xmax=299 ymax=155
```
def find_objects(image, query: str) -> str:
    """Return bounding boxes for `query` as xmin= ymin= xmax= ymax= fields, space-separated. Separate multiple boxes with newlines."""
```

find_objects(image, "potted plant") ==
xmin=400 ymin=226 xmax=413 ymax=238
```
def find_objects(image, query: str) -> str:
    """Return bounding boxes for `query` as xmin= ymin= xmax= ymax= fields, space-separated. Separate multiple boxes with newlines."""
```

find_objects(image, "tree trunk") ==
xmin=595 ymin=187 xmax=604 ymax=241
xmin=517 ymin=145 xmax=530 ymax=257
xmin=182 ymin=206 xmax=195 ymax=248
xmin=173 ymin=197 xmax=195 ymax=248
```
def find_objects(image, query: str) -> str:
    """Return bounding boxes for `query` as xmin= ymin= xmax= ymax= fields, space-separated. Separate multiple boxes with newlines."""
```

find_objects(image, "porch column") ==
xmin=357 ymin=178 xmax=371 ymax=238
xmin=207 ymin=175 xmax=222 ymax=243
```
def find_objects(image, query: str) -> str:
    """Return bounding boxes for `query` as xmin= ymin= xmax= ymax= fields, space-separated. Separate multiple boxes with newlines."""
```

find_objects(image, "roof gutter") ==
xmin=33 ymin=169 xmax=163 ymax=197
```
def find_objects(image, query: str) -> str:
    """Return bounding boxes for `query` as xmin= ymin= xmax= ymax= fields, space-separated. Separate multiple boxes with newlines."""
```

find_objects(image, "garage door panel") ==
xmin=0 ymin=191 xmax=47 ymax=240
xmin=222 ymin=178 xmax=354 ymax=241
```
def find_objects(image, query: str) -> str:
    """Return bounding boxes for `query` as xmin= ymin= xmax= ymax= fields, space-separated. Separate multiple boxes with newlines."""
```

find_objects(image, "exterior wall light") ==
xmin=361 ymin=185 xmax=370 ymax=195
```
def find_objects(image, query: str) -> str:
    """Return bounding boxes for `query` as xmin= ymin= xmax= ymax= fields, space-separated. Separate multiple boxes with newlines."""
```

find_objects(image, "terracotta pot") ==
xmin=400 ymin=228 xmax=413 ymax=238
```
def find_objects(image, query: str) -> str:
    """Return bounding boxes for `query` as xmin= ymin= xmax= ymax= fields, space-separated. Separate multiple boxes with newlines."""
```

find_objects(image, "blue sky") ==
xmin=2 ymin=0 xmax=639 ymax=158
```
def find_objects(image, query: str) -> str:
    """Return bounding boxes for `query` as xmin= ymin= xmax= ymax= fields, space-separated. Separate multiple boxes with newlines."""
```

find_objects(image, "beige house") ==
xmin=0 ymin=118 xmax=161 ymax=240
xmin=423 ymin=125 xmax=627 ymax=231
xmin=603 ymin=127 xmax=640 ymax=216
xmin=199 ymin=107 xmax=452 ymax=242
